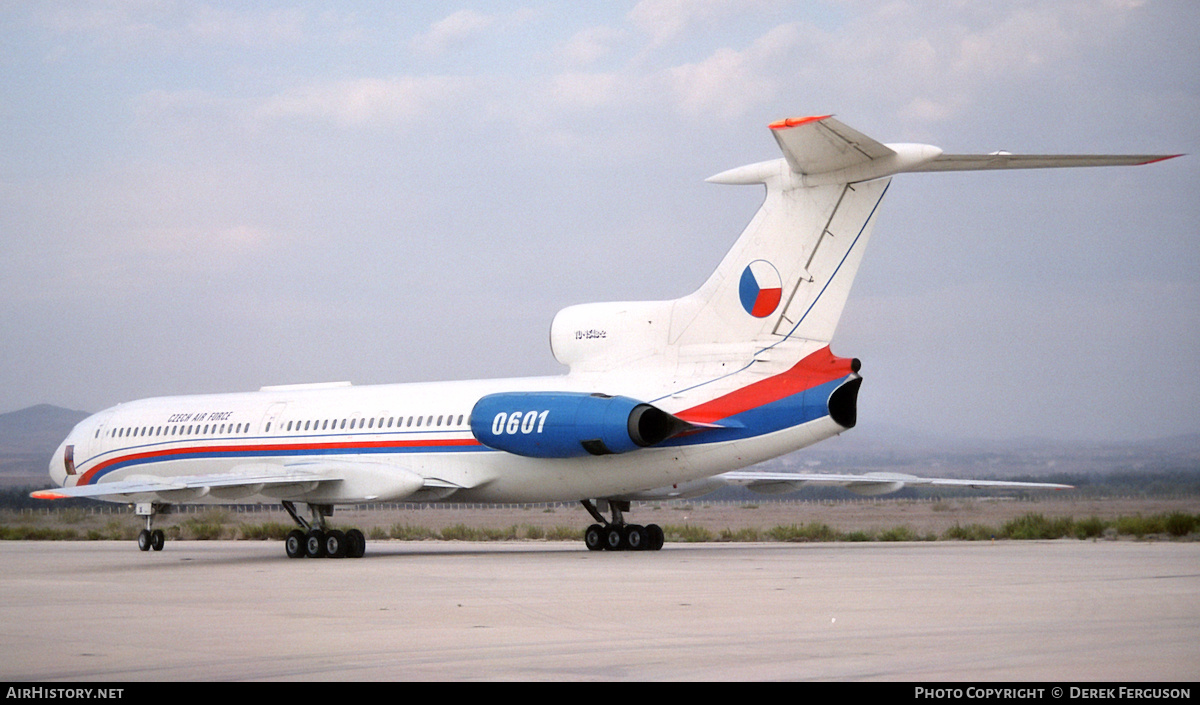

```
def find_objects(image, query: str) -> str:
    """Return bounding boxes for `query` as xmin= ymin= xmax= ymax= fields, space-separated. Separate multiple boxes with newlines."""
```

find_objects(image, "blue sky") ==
xmin=2 ymin=1 xmax=1197 ymax=442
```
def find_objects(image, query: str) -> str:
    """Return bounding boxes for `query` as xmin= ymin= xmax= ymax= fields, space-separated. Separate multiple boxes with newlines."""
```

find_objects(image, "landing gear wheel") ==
xmin=604 ymin=525 xmax=626 ymax=551
xmin=346 ymin=529 xmax=366 ymax=558
xmin=647 ymin=523 xmax=665 ymax=551
xmin=134 ymin=503 xmax=170 ymax=552
xmin=625 ymin=524 xmax=648 ymax=551
xmin=584 ymin=524 xmax=605 ymax=551
xmin=305 ymin=529 xmax=326 ymax=558
xmin=579 ymin=500 xmax=663 ymax=552
xmin=285 ymin=529 xmax=307 ymax=558
xmin=325 ymin=530 xmax=348 ymax=558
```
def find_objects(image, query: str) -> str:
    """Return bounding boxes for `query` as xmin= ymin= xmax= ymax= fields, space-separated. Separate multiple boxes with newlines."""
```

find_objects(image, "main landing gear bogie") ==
xmin=281 ymin=502 xmax=367 ymax=559
xmin=284 ymin=527 xmax=366 ymax=559
xmin=581 ymin=499 xmax=665 ymax=552
xmin=584 ymin=522 xmax=664 ymax=551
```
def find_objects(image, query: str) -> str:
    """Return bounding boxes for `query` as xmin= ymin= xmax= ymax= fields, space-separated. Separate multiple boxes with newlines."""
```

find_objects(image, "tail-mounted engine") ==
xmin=469 ymin=392 xmax=693 ymax=458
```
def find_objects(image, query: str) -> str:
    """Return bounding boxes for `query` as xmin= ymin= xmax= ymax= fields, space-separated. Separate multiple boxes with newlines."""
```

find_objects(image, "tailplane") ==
xmin=550 ymin=115 xmax=1179 ymax=380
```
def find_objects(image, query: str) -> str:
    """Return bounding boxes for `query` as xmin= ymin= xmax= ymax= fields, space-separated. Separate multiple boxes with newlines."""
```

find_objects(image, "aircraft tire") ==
xmin=325 ymin=530 xmax=348 ymax=559
xmin=625 ymin=524 xmax=648 ymax=551
xmin=584 ymin=524 xmax=605 ymax=551
xmin=647 ymin=524 xmax=664 ymax=551
xmin=346 ymin=529 xmax=366 ymax=558
xmin=151 ymin=529 xmax=165 ymax=551
xmin=604 ymin=525 xmax=626 ymax=551
xmin=305 ymin=529 xmax=326 ymax=558
xmin=285 ymin=530 xmax=307 ymax=558
xmin=137 ymin=529 xmax=152 ymax=552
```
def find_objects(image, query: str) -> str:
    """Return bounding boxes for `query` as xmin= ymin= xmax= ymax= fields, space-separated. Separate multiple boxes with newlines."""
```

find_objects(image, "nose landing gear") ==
xmin=135 ymin=503 xmax=168 ymax=552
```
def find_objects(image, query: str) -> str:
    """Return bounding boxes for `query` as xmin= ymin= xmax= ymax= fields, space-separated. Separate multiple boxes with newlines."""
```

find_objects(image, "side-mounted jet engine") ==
xmin=469 ymin=392 xmax=695 ymax=458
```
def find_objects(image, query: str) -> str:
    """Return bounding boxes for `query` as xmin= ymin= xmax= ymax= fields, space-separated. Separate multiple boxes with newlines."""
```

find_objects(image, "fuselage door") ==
xmin=79 ymin=409 xmax=115 ymax=462
xmin=261 ymin=402 xmax=288 ymax=434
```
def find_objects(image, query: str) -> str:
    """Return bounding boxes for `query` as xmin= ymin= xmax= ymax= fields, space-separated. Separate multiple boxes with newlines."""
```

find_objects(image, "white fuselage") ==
xmin=50 ymin=372 xmax=848 ymax=506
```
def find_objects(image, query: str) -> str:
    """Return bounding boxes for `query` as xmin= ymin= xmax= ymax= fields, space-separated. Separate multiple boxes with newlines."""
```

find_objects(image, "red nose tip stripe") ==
xmin=30 ymin=490 xmax=70 ymax=500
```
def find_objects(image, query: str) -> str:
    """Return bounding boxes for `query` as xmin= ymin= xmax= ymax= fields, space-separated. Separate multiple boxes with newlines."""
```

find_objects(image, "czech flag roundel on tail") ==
xmin=738 ymin=260 xmax=783 ymax=318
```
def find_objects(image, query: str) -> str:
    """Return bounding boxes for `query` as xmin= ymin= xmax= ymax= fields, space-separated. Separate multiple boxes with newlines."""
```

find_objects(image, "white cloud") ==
xmin=410 ymin=9 xmax=497 ymax=55
xmin=628 ymin=0 xmax=774 ymax=46
xmin=553 ymin=26 xmax=627 ymax=66
xmin=547 ymin=71 xmax=627 ymax=110
xmin=409 ymin=8 xmax=539 ymax=56
xmin=254 ymin=76 xmax=472 ymax=128
xmin=184 ymin=5 xmax=307 ymax=46
xmin=39 ymin=3 xmax=309 ymax=51
xmin=663 ymin=23 xmax=801 ymax=119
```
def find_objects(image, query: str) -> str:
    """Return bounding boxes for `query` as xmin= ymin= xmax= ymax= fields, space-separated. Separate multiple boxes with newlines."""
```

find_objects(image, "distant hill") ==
xmin=0 ymin=404 xmax=90 ymax=483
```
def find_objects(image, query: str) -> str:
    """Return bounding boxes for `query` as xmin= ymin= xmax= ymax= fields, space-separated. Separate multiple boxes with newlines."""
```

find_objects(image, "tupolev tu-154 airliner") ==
xmin=33 ymin=115 xmax=1178 ymax=558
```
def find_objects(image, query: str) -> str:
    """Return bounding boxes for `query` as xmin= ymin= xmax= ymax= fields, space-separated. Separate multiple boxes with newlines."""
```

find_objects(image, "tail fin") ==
xmin=549 ymin=115 xmax=1179 ymax=377
xmin=670 ymin=158 xmax=890 ymax=351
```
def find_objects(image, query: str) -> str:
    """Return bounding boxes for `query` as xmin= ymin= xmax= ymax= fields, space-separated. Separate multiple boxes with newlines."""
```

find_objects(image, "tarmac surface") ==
xmin=2 ymin=539 xmax=1197 ymax=681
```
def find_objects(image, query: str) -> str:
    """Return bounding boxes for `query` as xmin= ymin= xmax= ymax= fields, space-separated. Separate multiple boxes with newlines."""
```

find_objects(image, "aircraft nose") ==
xmin=48 ymin=438 xmax=70 ymax=487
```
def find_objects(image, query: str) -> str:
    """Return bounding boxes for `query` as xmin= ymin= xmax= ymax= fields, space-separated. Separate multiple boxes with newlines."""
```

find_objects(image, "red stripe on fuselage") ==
xmin=76 ymin=437 xmax=481 ymax=486
xmin=675 ymin=346 xmax=856 ymax=425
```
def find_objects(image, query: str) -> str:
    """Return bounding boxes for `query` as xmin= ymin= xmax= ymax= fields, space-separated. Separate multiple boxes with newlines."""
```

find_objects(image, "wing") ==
xmin=618 ymin=470 xmax=1071 ymax=501
xmin=718 ymin=470 xmax=1072 ymax=496
xmin=31 ymin=461 xmax=467 ymax=504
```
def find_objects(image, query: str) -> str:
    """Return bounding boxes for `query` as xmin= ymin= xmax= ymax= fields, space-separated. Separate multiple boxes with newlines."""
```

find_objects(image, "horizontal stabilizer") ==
xmin=911 ymin=153 xmax=1181 ymax=171
xmin=769 ymin=115 xmax=895 ymax=175
xmin=758 ymin=114 xmax=1180 ymax=186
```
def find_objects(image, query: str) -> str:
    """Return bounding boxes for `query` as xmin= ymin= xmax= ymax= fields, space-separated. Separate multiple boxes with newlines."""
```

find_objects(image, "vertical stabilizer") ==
xmin=669 ymin=164 xmax=889 ymax=352
xmin=549 ymin=114 xmax=1179 ymax=380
